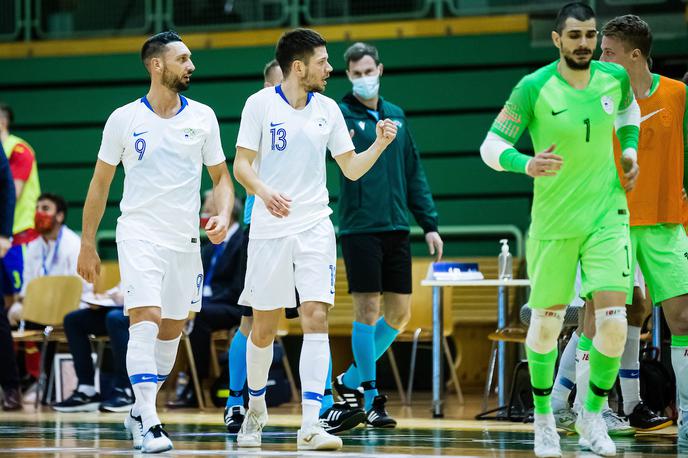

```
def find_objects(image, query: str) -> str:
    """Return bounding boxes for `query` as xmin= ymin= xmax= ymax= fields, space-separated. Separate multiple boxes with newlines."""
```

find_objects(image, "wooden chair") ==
xmin=482 ymin=327 xmax=527 ymax=411
xmin=93 ymin=261 xmax=120 ymax=293
xmin=388 ymin=260 xmax=463 ymax=405
xmin=12 ymin=275 xmax=84 ymax=408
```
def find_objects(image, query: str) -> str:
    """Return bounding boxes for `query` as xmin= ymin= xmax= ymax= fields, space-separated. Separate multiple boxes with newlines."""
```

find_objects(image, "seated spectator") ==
xmin=8 ymin=192 xmax=93 ymax=325
xmin=167 ymin=193 xmax=244 ymax=408
xmin=53 ymin=286 xmax=133 ymax=412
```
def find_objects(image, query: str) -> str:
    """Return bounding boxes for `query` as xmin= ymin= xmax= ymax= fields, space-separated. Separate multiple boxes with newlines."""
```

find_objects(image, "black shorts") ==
xmin=239 ymin=225 xmax=299 ymax=319
xmin=340 ymin=231 xmax=412 ymax=294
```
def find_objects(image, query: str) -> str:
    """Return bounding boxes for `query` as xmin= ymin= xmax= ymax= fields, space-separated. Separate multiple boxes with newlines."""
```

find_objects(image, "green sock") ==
xmin=578 ymin=333 xmax=592 ymax=351
xmin=526 ymin=345 xmax=558 ymax=414
xmin=585 ymin=344 xmax=621 ymax=413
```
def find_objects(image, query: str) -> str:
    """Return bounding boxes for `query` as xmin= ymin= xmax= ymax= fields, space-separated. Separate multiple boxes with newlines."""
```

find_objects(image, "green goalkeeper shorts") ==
xmin=630 ymin=224 xmax=688 ymax=305
xmin=527 ymin=223 xmax=632 ymax=309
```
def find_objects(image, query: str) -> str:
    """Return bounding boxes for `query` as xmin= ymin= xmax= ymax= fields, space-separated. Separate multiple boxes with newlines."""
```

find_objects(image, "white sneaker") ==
xmin=297 ymin=424 xmax=343 ymax=451
xmin=237 ymin=409 xmax=268 ymax=448
xmin=141 ymin=424 xmax=173 ymax=453
xmin=123 ymin=410 xmax=143 ymax=450
xmin=602 ymin=408 xmax=635 ymax=436
xmin=553 ymin=407 xmax=577 ymax=433
xmin=576 ymin=409 xmax=616 ymax=456
xmin=533 ymin=414 xmax=561 ymax=458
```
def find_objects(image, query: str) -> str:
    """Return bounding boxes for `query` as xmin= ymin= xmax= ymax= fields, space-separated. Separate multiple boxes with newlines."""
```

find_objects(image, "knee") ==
xmin=383 ymin=306 xmax=410 ymax=331
xmin=669 ymin=310 xmax=688 ymax=336
xmin=354 ymin=296 xmax=380 ymax=325
xmin=593 ymin=307 xmax=627 ymax=357
xmin=250 ymin=321 xmax=277 ymax=347
xmin=301 ymin=305 xmax=328 ymax=334
xmin=526 ymin=309 xmax=565 ymax=353
xmin=105 ymin=310 xmax=124 ymax=331
xmin=63 ymin=310 xmax=82 ymax=332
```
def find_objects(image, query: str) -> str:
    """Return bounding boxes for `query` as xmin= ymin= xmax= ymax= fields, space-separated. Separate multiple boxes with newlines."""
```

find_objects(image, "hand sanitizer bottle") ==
xmin=498 ymin=239 xmax=512 ymax=280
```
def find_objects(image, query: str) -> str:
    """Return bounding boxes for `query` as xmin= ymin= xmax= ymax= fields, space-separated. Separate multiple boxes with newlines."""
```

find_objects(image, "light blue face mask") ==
xmin=352 ymin=75 xmax=380 ymax=100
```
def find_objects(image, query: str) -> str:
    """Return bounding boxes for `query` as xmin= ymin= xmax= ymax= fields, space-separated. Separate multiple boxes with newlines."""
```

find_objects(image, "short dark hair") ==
xmin=602 ymin=15 xmax=653 ymax=58
xmin=344 ymin=42 xmax=380 ymax=68
xmin=0 ymin=103 xmax=13 ymax=127
xmin=275 ymin=28 xmax=327 ymax=77
xmin=38 ymin=193 xmax=68 ymax=220
xmin=263 ymin=59 xmax=280 ymax=80
xmin=141 ymin=31 xmax=183 ymax=68
xmin=555 ymin=2 xmax=595 ymax=34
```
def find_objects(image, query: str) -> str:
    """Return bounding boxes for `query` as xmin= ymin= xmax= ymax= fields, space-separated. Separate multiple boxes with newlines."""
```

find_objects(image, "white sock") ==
xmin=155 ymin=335 xmax=181 ymax=392
xmin=77 ymin=384 xmax=97 ymax=397
xmin=246 ymin=333 xmax=273 ymax=415
xmin=551 ymin=332 xmax=579 ymax=411
xmin=127 ymin=321 xmax=160 ymax=432
xmin=671 ymin=339 xmax=688 ymax=412
xmin=620 ymin=325 xmax=641 ymax=415
xmin=573 ymin=346 xmax=590 ymax=413
xmin=299 ymin=333 xmax=329 ymax=429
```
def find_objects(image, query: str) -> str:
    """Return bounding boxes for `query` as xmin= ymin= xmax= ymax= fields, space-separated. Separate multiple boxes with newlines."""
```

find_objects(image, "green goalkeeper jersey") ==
xmin=490 ymin=60 xmax=635 ymax=240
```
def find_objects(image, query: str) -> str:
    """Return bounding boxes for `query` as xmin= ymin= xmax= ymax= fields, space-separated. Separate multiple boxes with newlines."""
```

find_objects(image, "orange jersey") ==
xmin=615 ymin=75 xmax=687 ymax=226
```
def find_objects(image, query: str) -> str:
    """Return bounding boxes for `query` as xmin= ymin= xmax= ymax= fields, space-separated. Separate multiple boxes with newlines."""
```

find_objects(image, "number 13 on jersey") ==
xmin=270 ymin=127 xmax=287 ymax=151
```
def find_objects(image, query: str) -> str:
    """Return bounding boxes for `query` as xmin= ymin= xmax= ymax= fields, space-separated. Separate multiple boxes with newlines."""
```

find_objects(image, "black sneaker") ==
xmin=366 ymin=395 xmax=397 ymax=428
xmin=100 ymin=387 xmax=135 ymax=413
xmin=224 ymin=405 xmax=245 ymax=434
xmin=333 ymin=373 xmax=363 ymax=409
xmin=319 ymin=402 xmax=365 ymax=434
xmin=52 ymin=391 xmax=101 ymax=412
xmin=626 ymin=401 xmax=673 ymax=431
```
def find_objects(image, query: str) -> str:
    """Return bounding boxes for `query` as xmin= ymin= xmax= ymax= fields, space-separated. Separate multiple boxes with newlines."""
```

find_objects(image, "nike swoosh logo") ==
xmin=141 ymin=376 xmax=155 ymax=381
xmin=133 ymin=131 xmax=148 ymax=137
xmin=270 ymin=122 xmax=285 ymax=127
xmin=191 ymin=299 xmax=201 ymax=304
xmin=622 ymin=272 xmax=630 ymax=277
xmin=551 ymin=109 xmax=568 ymax=116
xmin=639 ymin=108 xmax=664 ymax=124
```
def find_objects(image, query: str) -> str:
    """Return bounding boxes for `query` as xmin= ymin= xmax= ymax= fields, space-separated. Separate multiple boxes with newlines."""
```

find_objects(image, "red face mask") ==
xmin=34 ymin=211 xmax=56 ymax=234
xmin=200 ymin=214 xmax=211 ymax=229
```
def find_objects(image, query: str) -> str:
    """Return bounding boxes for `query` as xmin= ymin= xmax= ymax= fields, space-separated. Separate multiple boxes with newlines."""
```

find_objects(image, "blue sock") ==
xmin=350 ymin=321 xmax=377 ymax=410
xmin=341 ymin=317 xmax=400 ymax=389
xmin=319 ymin=357 xmax=334 ymax=416
xmin=227 ymin=329 xmax=248 ymax=407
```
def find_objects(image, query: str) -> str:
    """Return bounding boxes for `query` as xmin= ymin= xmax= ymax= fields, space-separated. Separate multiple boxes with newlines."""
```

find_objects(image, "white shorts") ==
xmin=239 ymin=218 xmax=336 ymax=311
xmin=117 ymin=240 xmax=204 ymax=320
xmin=570 ymin=262 xmax=645 ymax=308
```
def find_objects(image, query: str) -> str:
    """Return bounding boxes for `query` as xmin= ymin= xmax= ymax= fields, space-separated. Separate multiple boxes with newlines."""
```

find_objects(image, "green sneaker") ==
xmin=602 ymin=408 xmax=636 ymax=437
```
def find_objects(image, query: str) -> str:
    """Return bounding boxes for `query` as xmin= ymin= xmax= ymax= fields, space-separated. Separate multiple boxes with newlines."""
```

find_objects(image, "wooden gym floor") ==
xmin=0 ymin=393 xmax=682 ymax=457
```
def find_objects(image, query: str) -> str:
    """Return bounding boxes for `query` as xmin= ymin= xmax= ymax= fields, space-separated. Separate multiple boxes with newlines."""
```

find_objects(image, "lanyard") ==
xmin=204 ymin=240 xmax=226 ymax=288
xmin=41 ymin=226 xmax=63 ymax=276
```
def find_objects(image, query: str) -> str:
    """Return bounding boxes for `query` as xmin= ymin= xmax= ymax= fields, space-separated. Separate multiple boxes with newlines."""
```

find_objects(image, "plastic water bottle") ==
xmin=498 ymin=239 xmax=512 ymax=280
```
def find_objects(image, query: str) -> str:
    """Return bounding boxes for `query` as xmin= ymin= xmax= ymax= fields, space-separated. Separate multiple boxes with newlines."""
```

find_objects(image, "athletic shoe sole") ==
xmin=52 ymin=402 xmax=101 ymax=413
xmin=99 ymin=403 xmax=134 ymax=413
xmin=631 ymin=419 xmax=673 ymax=432
xmin=324 ymin=410 xmax=365 ymax=434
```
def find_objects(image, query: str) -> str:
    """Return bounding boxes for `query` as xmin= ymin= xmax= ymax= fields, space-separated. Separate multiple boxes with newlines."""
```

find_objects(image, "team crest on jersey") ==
xmin=358 ymin=121 xmax=365 ymax=130
xmin=184 ymin=128 xmax=198 ymax=139
xmin=315 ymin=117 xmax=328 ymax=129
xmin=601 ymin=96 xmax=614 ymax=114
